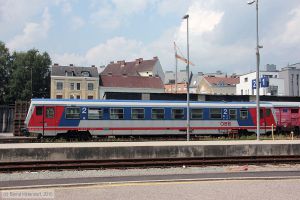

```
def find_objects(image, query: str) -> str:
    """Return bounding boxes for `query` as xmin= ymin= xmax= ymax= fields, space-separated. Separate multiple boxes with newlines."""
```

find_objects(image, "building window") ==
xmin=46 ymin=107 xmax=55 ymax=118
xmin=70 ymin=95 xmax=74 ymax=99
xmin=81 ymin=71 xmax=90 ymax=77
xmin=76 ymin=83 xmax=80 ymax=90
xmin=65 ymin=71 xmax=74 ymax=76
xmin=110 ymin=108 xmax=124 ymax=119
xmin=88 ymin=108 xmax=103 ymax=119
xmin=88 ymin=83 xmax=94 ymax=90
xmin=191 ymin=109 xmax=203 ymax=119
xmin=172 ymin=108 xmax=184 ymax=119
xmin=88 ymin=95 xmax=93 ymax=99
xmin=241 ymin=90 xmax=243 ymax=95
xmin=229 ymin=109 xmax=237 ymax=120
xmin=244 ymin=77 xmax=248 ymax=82
xmin=210 ymin=108 xmax=222 ymax=119
xmin=70 ymin=83 xmax=74 ymax=90
xmin=240 ymin=109 xmax=248 ymax=120
xmin=56 ymin=82 xmax=63 ymax=90
xmin=65 ymin=107 xmax=80 ymax=119
xmin=56 ymin=95 xmax=62 ymax=99
xmin=76 ymin=95 xmax=80 ymax=99
xmin=151 ymin=108 xmax=164 ymax=120
xmin=131 ymin=108 xmax=145 ymax=119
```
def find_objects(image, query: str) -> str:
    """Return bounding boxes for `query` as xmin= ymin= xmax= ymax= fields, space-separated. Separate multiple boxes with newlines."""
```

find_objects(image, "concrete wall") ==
xmin=2 ymin=143 xmax=300 ymax=162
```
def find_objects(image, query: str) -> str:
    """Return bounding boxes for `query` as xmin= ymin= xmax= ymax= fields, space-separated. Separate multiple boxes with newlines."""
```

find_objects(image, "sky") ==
xmin=1 ymin=0 xmax=300 ymax=74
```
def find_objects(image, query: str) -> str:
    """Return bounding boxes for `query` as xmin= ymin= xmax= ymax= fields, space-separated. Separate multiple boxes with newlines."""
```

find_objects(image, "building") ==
xmin=99 ymin=75 xmax=164 ymax=99
xmin=236 ymin=65 xmax=285 ymax=96
xmin=278 ymin=63 xmax=300 ymax=96
xmin=99 ymin=57 xmax=165 ymax=98
xmin=164 ymin=70 xmax=202 ymax=94
xmin=197 ymin=76 xmax=239 ymax=95
xmin=101 ymin=57 xmax=165 ymax=81
xmin=51 ymin=64 xmax=99 ymax=99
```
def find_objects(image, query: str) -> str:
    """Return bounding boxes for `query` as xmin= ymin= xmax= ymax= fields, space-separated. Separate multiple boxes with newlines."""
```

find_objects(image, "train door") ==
xmin=290 ymin=108 xmax=299 ymax=131
xmin=43 ymin=106 xmax=56 ymax=136
xmin=260 ymin=108 xmax=266 ymax=134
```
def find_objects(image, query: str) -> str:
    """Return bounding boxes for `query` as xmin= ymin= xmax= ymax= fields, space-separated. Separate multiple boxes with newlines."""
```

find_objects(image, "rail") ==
xmin=1 ymin=155 xmax=300 ymax=172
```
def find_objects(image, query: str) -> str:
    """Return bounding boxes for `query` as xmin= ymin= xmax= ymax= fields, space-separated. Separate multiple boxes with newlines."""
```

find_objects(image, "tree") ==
xmin=5 ymin=49 xmax=52 ymax=103
xmin=0 ymin=41 xmax=12 ymax=104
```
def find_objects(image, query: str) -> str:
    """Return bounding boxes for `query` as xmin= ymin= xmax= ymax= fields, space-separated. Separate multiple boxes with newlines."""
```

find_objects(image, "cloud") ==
xmin=52 ymin=37 xmax=150 ymax=66
xmin=89 ymin=0 xmax=151 ymax=30
xmin=279 ymin=8 xmax=300 ymax=45
xmin=7 ymin=7 xmax=52 ymax=51
xmin=0 ymin=0 xmax=48 ymax=35
xmin=71 ymin=16 xmax=85 ymax=30
xmin=52 ymin=53 xmax=86 ymax=66
xmin=156 ymin=0 xmax=191 ymax=16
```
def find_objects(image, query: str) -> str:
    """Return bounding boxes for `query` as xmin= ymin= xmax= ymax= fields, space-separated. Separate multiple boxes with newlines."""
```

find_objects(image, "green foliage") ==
xmin=0 ymin=41 xmax=12 ymax=104
xmin=0 ymin=41 xmax=52 ymax=104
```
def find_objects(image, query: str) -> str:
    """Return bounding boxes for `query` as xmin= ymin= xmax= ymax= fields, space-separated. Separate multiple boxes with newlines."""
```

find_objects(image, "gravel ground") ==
xmin=1 ymin=164 xmax=300 ymax=182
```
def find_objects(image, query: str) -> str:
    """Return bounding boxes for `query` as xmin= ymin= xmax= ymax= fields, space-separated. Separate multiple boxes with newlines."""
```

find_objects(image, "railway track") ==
xmin=1 ymin=156 xmax=300 ymax=172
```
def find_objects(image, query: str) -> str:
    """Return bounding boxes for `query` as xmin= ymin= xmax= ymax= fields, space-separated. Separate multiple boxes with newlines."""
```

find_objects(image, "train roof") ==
xmin=30 ymin=99 xmax=273 ymax=108
xmin=267 ymin=101 xmax=300 ymax=107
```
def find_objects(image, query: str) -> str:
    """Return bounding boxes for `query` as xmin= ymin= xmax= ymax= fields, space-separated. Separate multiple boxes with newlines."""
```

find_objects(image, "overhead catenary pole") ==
xmin=248 ymin=0 xmax=261 ymax=140
xmin=182 ymin=14 xmax=190 ymax=141
xmin=174 ymin=42 xmax=178 ymax=93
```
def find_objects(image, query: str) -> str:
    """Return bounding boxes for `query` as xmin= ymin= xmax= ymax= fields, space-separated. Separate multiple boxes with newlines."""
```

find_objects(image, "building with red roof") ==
xmin=197 ymin=76 xmax=240 ymax=95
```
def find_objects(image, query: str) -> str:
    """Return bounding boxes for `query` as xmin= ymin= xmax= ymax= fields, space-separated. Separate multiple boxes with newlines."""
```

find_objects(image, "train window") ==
xmin=229 ymin=109 xmax=237 ymax=120
xmin=172 ymin=109 xmax=184 ymax=119
xmin=191 ymin=109 xmax=203 ymax=119
xmin=46 ymin=107 xmax=54 ymax=118
xmin=66 ymin=107 xmax=80 ymax=119
xmin=131 ymin=108 xmax=145 ymax=120
xmin=240 ymin=109 xmax=248 ymax=120
xmin=283 ymin=108 xmax=288 ymax=113
xmin=110 ymin=108 xmax=124 ymax=119
xmin=291 ymin=109 xmax=299 ymax=113
xmin=36 ymin=107 xmax=43 ymax=116
xmin=210 ymin=108 xmax=222 ymax=119
xmin=88 ymin=108 xmax=103 ymax=120
xmin=266 ymin=109 xmax=271 ymax=116
xmin=152 ymin=108 xmax=164 ymax=120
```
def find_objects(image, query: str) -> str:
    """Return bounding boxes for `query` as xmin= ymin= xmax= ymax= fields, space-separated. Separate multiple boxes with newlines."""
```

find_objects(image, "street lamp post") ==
xmin=182 ymin=14 xmax=190 ymax=141
xmin=248 ymin=0 xmax=262 ymax=140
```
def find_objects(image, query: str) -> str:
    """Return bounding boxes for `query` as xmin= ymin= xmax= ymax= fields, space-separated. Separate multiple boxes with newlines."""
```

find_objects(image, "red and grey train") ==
xmin=23 ymin=99 xmax=280 ymax=138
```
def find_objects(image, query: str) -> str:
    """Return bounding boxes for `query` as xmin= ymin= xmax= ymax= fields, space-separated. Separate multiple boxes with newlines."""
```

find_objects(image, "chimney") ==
xmin=120 ymin=60 xmax=125 ymax=67
xmin=70 ymin=64 xmax=73 ymax=67
xmin=53 ymin=63 xmax=59 ymax=66
xmin=135 ymin=58 xmax=143 ymax=65
xmin=91 ymin=65 xmax=95 ymax=67
xmin=153 ymin=56 xmax=158 ymax=60
xmin=110 ymin=61 xmax=114 ymax=64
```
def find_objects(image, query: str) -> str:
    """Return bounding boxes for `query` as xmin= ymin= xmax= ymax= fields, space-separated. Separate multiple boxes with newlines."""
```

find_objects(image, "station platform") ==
xmin=1 ymin=140 xmax=300 ymax=163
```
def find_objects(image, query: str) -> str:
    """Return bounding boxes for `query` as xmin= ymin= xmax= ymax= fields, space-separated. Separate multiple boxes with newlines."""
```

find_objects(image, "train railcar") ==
xmin=24 ymin=99 xmax=277 ymax=138
xmin=269 ymin=102 xmax=300 ymax=134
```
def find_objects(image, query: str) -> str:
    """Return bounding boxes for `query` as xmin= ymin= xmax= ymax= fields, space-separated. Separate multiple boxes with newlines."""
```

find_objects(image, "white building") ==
xmin=278 ymin=63 xmax=300 ymax=96
xmin=236 ymin=71 xmax=285 ymax=96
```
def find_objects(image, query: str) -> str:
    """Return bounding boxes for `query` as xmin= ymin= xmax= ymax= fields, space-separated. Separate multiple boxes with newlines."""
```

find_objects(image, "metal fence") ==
xmin=0 ymin=105 xmax=14 ymax=133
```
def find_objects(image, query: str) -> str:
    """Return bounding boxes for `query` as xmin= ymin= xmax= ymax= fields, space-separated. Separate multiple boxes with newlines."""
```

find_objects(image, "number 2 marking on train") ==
xmin=82 ymin=107 xmax=87 ymax=114
xmin=223 ymin=109 xmax=228 ymax=115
